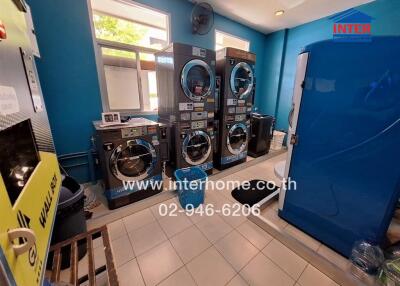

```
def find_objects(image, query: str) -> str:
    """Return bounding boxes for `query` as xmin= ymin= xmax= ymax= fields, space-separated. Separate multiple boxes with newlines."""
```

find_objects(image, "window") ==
xmin=90 ymin=0 xmax=169 ymax=113
xmin=215 ymin=30 xmax=250 ymax=52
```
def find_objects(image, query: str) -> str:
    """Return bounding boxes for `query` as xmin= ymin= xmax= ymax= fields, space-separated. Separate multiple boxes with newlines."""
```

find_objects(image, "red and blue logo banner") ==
xmin=330 ymin=8 xmax=374 ymax=42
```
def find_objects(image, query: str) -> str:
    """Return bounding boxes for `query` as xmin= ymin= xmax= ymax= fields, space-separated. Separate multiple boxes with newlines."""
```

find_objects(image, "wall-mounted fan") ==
xmin=191 ymin=2 xmax=214 ymax=35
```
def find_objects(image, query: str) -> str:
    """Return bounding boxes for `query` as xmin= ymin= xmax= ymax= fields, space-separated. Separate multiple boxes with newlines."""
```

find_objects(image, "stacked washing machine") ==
xmin=214 ymin=48 xmax=256 ymax=170
xmin=156 ymin=43 xmax=216 ymax=175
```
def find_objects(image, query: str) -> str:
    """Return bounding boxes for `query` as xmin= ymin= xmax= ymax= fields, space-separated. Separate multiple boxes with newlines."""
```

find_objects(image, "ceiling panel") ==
xmin=193 ymin=0 xmax=375 ymax=34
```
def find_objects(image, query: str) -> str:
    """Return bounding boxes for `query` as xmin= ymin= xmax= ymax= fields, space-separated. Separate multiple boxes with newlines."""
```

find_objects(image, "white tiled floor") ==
xmin=59 ymin=152 xmax=343 ymax=286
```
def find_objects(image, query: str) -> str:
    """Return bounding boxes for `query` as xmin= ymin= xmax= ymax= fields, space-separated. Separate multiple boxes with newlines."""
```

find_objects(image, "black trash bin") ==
xmin=248 ymin=114 xmax=275 ymax=157
xmin=47 ymin=176 xmax=87 ymax=269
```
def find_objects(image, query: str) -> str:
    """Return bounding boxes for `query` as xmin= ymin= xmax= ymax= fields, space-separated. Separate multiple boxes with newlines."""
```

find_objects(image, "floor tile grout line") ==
xmin=122 ymin=214 xmax=255 ymax=272
xmin=258 ymin=246 xmax=303 ymax=283
xmin=212 ymin=232 xmax=259 ymax=274
xmin=250 ymin=217 xmax=344 ymax=285
xmin=187 ymin=243 xmax=238 ymax=286
xmin=184 ymin=264 xmax=200 ymax=286
xmin=294 ymin=262 xmax=310 ymax=284
xmin=126 ymin=216 xmax=163 ymax=286
xmin=128 ymin=227 xmax=168 ymax=258
xmin=117 ymin=220 xmax=147 ymax=286
xmin=169 ymin=225 xmax=211 ymax=262
xmin=195 ymin=224 xmax=258 ymax=282
xmin=185 ymin=243 xmax=214 ymax=265
xmin=236 ymin=220 xmax=274 ymax=251
xmin=234 ymin=223 xmax=273 ymax=252
xmin=158 ymin=206 xmax=196 ymax=237
xmin=118 ymin=218 xmax=137 ymax=258
xmin=122 ymin=209 xmax=157 ymax=234
xmin=111 ymin=152 xmax=286 ymax=285
xmin=196 ymin=215 xmax=235 ymax=245
xmin=140 ymin=238 xmax=185 ymax=286
xmin=153 ymin=264 xmax=198 ymax=286
xmin=213 ymin=224 xmax=268 ymax=279
xmin=223 ymin=272 xmax=249 ymax=286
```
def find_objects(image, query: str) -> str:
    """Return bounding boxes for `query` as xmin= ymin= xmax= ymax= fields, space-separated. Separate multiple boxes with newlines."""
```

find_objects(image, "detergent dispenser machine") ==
xmin=279 ymin=37 xmax=400 ymax=257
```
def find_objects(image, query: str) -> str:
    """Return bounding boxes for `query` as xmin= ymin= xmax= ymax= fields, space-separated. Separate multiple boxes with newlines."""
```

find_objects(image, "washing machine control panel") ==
xmin=191 ymin=120 xmax=206 ymax=130
xmin=227 ymin=99 xmax=237 ymax=106
xmin=235 ymin=106 xmax=247 ymax=114
xmin=121 ymin=127 xmax=148 ymax=138
xmin=235 ymin=114 xmax=246 ymax=121
xmin=181 ymin=113 xmax=191 ymax=121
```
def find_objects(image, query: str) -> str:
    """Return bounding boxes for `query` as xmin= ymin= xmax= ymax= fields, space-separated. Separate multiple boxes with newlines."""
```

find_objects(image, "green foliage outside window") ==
xmin=93 ymin=13 xmax=148 ymax=58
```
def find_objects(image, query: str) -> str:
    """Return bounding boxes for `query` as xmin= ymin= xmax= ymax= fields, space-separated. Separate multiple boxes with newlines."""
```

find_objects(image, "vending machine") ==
xmin=0 ymin=1 xmax=61 ymax=285
xmin=279 ymin=36 xmax=400 ymax=257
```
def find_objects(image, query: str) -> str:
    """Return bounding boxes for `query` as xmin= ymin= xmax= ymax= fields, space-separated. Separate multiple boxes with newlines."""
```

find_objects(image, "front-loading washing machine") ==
xmin=167 ymin=120 xmax=214 ymax=175
xmin=94 ymin=118 xmax=169 ymax=209
xmin=214 ymin=48 xmax=256 ymax=170
xmin=156 ymin=43 xmax=217 ymax=122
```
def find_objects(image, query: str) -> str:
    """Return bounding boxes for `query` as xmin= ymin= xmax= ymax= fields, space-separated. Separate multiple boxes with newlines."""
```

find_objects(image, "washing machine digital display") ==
xmin=191 ymin=120 xmax=206 ymax=129
xmin=230 ymin=62 xmax=254 ymax=99
xmin=121 ymin=127 xmax=147 ymax=138
xmin=235 ymin=114 xmax=246 ymax=122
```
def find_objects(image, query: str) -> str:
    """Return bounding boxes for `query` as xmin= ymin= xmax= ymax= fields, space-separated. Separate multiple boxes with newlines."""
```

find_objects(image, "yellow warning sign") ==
xmin=0 ymin=152 xmax=61 ymax=286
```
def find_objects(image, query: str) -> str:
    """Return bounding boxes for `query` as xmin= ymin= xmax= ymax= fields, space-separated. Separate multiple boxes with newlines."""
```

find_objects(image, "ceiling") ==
xmin=195 ymin=0 xmax=375 ymax=34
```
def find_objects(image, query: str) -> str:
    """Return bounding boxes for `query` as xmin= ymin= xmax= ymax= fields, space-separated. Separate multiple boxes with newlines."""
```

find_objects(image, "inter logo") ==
xmin=329 ymin=8 xmax=374 ymax=43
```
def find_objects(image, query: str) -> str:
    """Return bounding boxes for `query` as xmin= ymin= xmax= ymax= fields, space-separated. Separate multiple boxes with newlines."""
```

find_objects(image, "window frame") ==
xmin=215 ymin=29 xmax=250 ymax=52
xmin=87 ymin=0 xmax=171 ymax=115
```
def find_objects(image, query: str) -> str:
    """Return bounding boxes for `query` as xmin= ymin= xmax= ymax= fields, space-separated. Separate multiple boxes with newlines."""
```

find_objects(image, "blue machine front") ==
xmin=197 ymin=161 xmax=213 ymax=171
xmin=221 ymin=151 xmax=248 ymax=165
xmin=106 ymin=174 xmax=163 ymax=200
xmin=279 ymin=37 xmax=400 ymax=257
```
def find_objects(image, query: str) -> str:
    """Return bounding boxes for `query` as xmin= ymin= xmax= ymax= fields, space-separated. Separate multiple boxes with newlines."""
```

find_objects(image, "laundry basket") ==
xmin=175 ymin=167 xmax=207 ymax=209
xmin=270 ymin=130 xmax=286 ymax=150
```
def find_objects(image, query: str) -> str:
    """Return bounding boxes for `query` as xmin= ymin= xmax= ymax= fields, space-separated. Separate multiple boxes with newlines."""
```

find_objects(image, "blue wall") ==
xmin=26 ymin=0 xmax=102 ymax=155
xmin=27 ymin=0 xmax=266 ymax=182
xmin=261 ymin=0 xmax=400 ymax=130
xmin=255 ymin=30 xmax=286 ymax=117
xmin=28 ymin=0 xmax=400 ymax=182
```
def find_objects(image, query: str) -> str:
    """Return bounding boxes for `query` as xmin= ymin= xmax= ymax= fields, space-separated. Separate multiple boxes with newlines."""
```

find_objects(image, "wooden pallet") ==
xmin=47 ymin=226 xmax=119 ymax=286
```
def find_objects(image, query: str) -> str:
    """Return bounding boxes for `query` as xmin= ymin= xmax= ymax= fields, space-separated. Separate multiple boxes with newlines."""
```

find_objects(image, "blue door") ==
xmin=279 ymin=37 xmax=400 ymax=257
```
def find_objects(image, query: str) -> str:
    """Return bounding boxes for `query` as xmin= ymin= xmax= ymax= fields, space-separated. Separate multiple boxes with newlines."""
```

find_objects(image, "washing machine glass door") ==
xmin=181 ymin=59 xmax=215 ymax=102
xmin=183 ymin=131 xmax=212 ymax=165
xmin=227 ymin=123 xmax=248 ymax=155
xmin=110 ymin=139 xmax=156 ymax=182
xmin=230 ymin=62 xmax=254 ymax=99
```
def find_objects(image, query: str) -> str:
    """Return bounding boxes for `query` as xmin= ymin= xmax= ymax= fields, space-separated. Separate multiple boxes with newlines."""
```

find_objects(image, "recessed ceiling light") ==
xmin=275 ymin=10 xmax=285 ymax=16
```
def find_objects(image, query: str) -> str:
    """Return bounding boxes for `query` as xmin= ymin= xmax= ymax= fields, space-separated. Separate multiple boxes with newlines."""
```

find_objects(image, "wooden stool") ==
xmin=47 ymin=226 xmax=119 ymax=286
